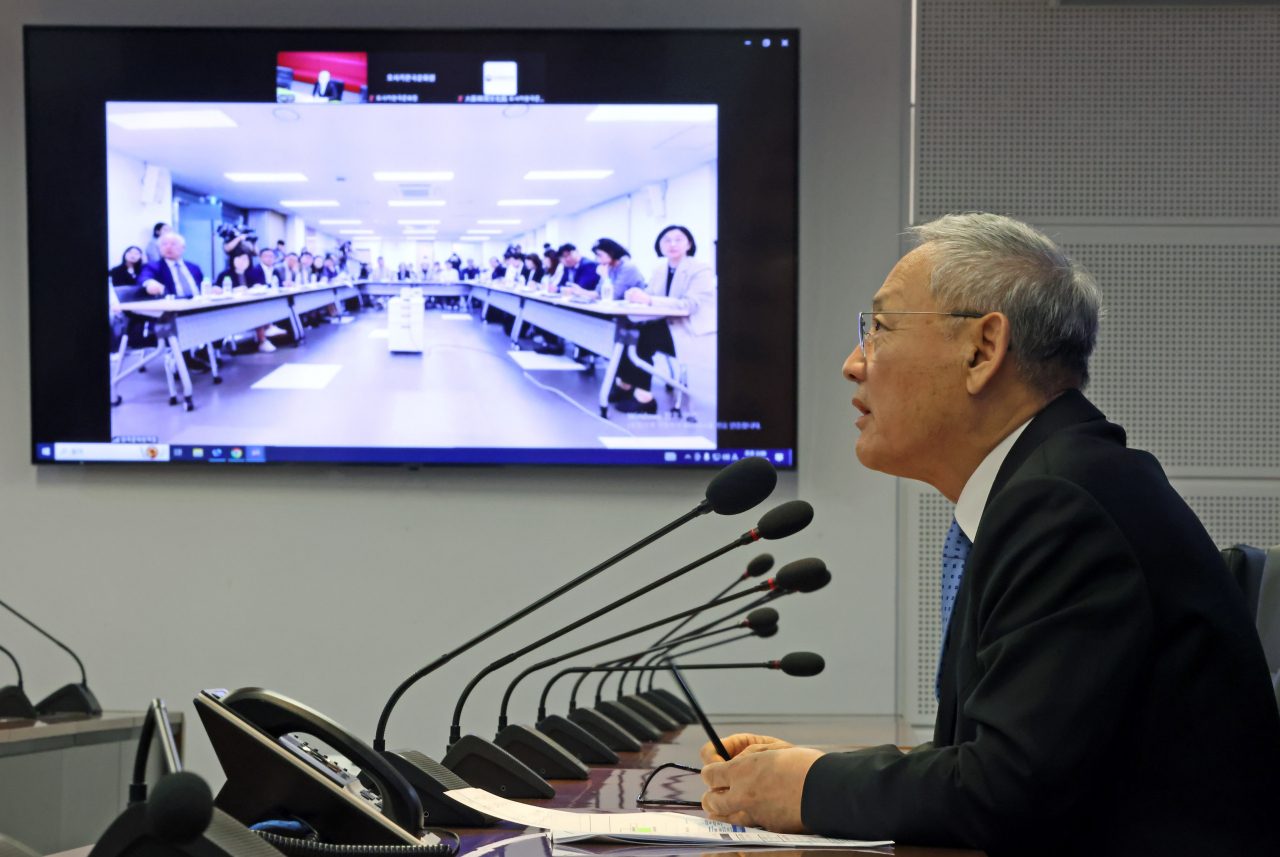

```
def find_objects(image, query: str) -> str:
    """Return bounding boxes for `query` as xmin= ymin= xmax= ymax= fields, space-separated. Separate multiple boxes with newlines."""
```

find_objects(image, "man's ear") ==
xmin=964 ymin=312 xmax=1012 ymax=395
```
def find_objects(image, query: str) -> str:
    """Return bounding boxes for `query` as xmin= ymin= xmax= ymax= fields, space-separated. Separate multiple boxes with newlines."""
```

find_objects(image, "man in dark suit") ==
xmin=312 ymin=70 xmax=343 ymax=101
xmin=698 ymin=213 xmax=1280 ymax=855
xmin=138 ymin=231 xmax=203 ymax=298
xmin=554 ymin=243 xmax=601 ymax=293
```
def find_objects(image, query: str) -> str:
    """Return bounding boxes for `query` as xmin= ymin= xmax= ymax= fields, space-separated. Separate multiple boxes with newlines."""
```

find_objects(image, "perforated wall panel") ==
xmin=913 ymin=491 xmax=955 ymax=719
xmin=1064 ymin=244 xmax=1280 ymax=472
xmin=916 ymin=0 xmax=1280 ymax=220
xmin=1183 ymin=494 xmax=1280 ymax=551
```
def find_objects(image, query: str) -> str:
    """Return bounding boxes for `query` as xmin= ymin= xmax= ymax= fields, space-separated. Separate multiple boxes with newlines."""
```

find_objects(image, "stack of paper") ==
xmin=444 ymin=788 xmax=892 ymax=849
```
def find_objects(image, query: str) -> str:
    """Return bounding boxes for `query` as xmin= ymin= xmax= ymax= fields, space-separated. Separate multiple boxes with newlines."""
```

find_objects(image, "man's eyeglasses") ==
xmin=635 ymin=762 xmax=704 ymax=807
xmin=856 ymin=311 xmax=984 ymax=357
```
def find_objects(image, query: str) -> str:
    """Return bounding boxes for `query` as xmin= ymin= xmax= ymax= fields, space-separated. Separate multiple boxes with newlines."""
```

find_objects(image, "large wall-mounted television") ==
xmin=25 ymin=27 xmax=798 ymax=467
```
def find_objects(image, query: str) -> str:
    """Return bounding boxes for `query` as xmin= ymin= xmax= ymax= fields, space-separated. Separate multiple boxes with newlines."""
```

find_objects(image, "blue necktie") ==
xmin=936 ymin=517 xmax=973 ymax=699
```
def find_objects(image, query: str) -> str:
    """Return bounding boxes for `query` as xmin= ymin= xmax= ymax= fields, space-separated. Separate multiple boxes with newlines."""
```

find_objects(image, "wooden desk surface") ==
xmin=118 ymin=283 xmax=355 ymax=316
xmin=471 ymin=281 xmax=688 ymax=319
xmin=46 ymin=716 xmax=982 ymax=857
xmin=445 ymin=714 xmax=982 ymax=857
xmin=0 ymin=709 xmax=183 ymax=758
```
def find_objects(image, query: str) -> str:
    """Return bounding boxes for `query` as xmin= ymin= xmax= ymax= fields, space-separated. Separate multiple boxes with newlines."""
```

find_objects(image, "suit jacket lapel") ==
xmin=936 ymin=390 xmax=1110 ymax=745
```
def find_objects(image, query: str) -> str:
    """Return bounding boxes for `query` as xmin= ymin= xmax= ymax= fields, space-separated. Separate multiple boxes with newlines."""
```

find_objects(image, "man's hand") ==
xmin=701 ymin=744 xmax=824 ymax=832
xmin=144 ymin=280 xmax=164 ymax=297
xmin=700 ymin=733 xmax=795 ymax=765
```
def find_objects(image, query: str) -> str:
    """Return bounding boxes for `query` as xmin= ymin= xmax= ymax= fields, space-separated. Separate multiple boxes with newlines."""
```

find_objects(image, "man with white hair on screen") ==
xmin=697 ymin=213 xmax=1280 ymax=855
xmin=139 ymin=231 xmax=202 ymax=298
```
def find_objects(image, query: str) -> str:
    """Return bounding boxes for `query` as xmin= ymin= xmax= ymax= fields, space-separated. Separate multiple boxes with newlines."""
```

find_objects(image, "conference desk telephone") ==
xmin=195 ymin=688 xmax=457 ymax=855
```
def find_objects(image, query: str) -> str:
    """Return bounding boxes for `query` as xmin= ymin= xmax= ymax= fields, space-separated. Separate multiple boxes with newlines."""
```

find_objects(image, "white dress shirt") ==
xmin=953 ymin=419 xmax=1032 ymax=542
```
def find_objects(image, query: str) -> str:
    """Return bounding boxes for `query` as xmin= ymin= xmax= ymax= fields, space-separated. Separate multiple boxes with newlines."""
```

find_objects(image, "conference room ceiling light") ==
xmin=478 ymin=219 xmax=520 ymax=224
xmin=107 ymin=109 xmax=237 ymax=130
xmin=389 ymin=200 xmax=446 ymax=207
xmin=403 ymin=230 xmax=437 ymax=235
xmin=340 ymin=229 xmax=374 ymax=234
xmin=496 ymin=199 xmax=558 ymax=206
xmin=224 ymin=172 xmax=307 ymax=182
xmin=523 ymin=170 xmax=613 ymax=180
xmin=467 ymin=229 xmax=503 ymax=234
xmin=585 ymin=104 xmax=717 ymax=123
xmin=319 ymin=219 xmax=362 ymax=225
xmin=397 ymin=219 xmax=441 ymax=225
xmin=374 ymin=172 xmax=455 ymax=181
xmin=459 ymin=236 xmax=487 ymax=241
xmin=281 ymin=200 xmax=339 ymax=207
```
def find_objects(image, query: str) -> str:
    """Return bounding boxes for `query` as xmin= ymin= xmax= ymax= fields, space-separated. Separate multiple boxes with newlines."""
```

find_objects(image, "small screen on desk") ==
xmin=25 ymin=27 xmax=798 ymax=468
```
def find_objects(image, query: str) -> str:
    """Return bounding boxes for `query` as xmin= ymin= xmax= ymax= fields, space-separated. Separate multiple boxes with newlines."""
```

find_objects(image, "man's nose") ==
xmin=843 ymin=345 xmax=867 ymax=383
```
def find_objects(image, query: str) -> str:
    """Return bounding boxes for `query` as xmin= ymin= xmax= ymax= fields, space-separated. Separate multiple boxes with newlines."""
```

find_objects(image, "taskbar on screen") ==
xmin=35 ymin=443 xmax=794 ymax=468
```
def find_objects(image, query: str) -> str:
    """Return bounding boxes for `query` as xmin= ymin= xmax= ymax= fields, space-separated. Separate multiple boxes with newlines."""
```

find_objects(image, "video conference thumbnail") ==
xmin=106 ymin=100 xmax=719 ymax=453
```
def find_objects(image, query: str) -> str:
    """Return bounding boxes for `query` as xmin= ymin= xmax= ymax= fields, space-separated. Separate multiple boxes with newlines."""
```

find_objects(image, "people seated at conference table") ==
xmin=119 ymin=230 xmax=715 ymax=402
xmin=108 ymin=245 xmax=145 ymax=287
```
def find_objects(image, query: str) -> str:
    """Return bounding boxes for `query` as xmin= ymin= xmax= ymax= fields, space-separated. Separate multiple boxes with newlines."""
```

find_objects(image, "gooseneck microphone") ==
xmin=641 ymin=558 xmax=829 ymax=696
xmin=532 ymin=607 xmax=781 ymax=724
xmin=536 ymin=610 xmax=776 ymax=744
xmin=0 ymin=598 xmax=101 ymax=716
xmin=603 ymin=606 xmax=779 ymax=706
xmin=597 ymin=608 xmax=780 ymax=725
xmin=558 ymin=653 xmax=828 ymax=722
xmin=0 ymin=643 xmax=37 ymax=719
xmin=372 ymin=455 xmax=777 ymax=753
xmin=439 ymin=501 xmax=812 ymax=797
xmin=451 ymin=499 xmax=813 ymax=744
xmin=652 ymin=553 xmax=775 ymax=651
xmin=568 ymin=653 xmax=825 ymax=681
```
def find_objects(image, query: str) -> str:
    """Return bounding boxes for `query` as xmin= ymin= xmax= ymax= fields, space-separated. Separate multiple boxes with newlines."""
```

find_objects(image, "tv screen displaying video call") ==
xmin=25 ymin=27 xmax=798 ymax=467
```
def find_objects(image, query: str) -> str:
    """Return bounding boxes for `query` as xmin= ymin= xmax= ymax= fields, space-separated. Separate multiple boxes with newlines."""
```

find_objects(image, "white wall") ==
xmin=1 ymin=0 xmax=907 ymax=791
xmin=285 ymin=214 xmax=307 ymax=251
xmin=248 ymin=209 xmax=288 ymax=249
xmin=514 ymin=160 xmax=718 ymax=278
xmin=106 ymin=148 xmax=172 ymax=267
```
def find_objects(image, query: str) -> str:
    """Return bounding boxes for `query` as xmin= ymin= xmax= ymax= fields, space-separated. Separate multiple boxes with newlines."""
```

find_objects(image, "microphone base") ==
xmin=617 ymin=695 xmax=680 ymax=732
xmin=382 ymin=749 xmax=499 ymax=827
xmin=493 ymin=724 xmax=590 ymax=780
xmin=441 ymin=734 xmax=555 ymax=799
xmin=640 ymin=689 xmax=696 ymax=724
xmin=534 ymin=715 xmax=619 ymax=765
xmin=89 ymin=802 xmax=281 ymax=857
xmin=595 ymin=700 xmax=662 ymax=741
xmin=35 ymin=683 xmax=102 ymax=717
xmin=566 ymin=707 xmax=642 ymax=752
xmin=0 ymin=685 xmax=37 ymax=720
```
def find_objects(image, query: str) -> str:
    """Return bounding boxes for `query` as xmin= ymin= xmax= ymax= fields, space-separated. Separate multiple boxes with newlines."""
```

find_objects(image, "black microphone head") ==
xmin=755 ymin=500 xmax=814 ymax=540
xmin=745 ymin=607 xmax=779 ymax=631
xmin=745 ymin=554 xmax=775 ymax=578
xmin=773 ymin=557 xmax=830 ymax=593
xmin=705 ymin=457 xmax=777 ymax=516
xmin=755 ymin=624 xmax=779 ymax=638
xmin=147 ymin=771 xmax=214 ymax=844
xmin=778 ymin=652 xmax=825 ymax=677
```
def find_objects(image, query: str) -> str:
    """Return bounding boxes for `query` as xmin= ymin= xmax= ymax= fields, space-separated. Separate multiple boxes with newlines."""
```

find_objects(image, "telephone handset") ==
xmin=196 ymin=688 xmax=451 ymax=852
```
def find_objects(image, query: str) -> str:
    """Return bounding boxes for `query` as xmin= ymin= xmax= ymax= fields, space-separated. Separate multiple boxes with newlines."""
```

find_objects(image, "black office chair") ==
xmin=110 ymin=286 xmax=162 ymax=405
xmin=1222 ymin=543 xmax=1280 ymax=713
xmin=276 ymin=65 xmax=294 ymax=89
xmin=1222 ymin=544 xmax=1267 ymax=620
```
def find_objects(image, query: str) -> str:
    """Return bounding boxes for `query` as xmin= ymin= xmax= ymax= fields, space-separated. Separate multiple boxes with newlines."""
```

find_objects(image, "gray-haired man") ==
xmin=699 ymin=214 xmax=1280 ymax=854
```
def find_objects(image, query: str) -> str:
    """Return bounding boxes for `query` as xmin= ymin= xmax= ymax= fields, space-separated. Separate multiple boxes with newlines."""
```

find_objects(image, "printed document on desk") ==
xmin=444 ymin=788 xmax=892 ymax=848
